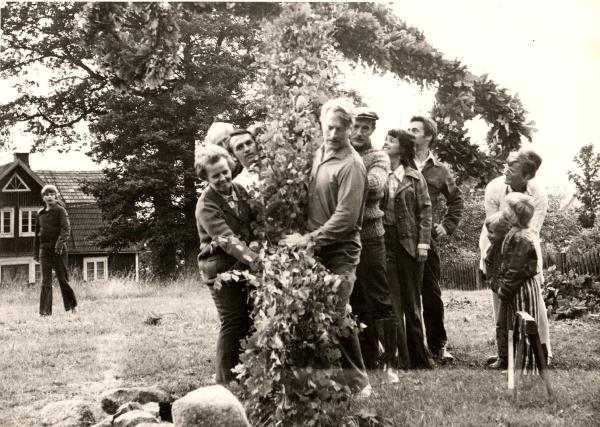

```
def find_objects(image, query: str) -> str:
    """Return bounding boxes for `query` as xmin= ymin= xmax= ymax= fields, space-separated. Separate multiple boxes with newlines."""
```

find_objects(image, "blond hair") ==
xmin=504 ymin=192 xmax=535 ymax=228
xmin=194 ymin=144 xmax=234 ymax=180
xmin=40 ymin=184 xmax=59 ymax=196
xmin=485 ymin=210 xmax=512 ymax=239
xmin=319 ymin=97 xmax=354 ymax=130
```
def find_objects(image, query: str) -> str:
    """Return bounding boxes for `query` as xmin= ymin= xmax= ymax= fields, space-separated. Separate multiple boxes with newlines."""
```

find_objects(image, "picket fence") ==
xmin=440 ymin=259 xmax=482 ymax=290
xmin=542 ymin=248 xmax=600 ymax=276
xmin=440 ymin=248 xmax=600 ymax=290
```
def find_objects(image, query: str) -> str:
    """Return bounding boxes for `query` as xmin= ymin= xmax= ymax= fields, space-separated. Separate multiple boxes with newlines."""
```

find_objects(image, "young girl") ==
xmin=497 ymin=192 xmax=551 ymax=373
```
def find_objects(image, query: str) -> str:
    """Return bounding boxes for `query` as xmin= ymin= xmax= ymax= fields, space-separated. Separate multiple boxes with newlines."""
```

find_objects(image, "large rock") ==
xmin=100 ymin=387 xmax=172 ymax=415
xmin=91 ymin=417 xmax=113 ymax=427
xmin=172 ymin=385 xmax=250 ymax=427
xmin=142 ymin=402 xmax=160 ymax=418
xmin=113 ymin=410 xmax=158 ymax=427
xmin=41 ymin=399 xmax=95 ymax=427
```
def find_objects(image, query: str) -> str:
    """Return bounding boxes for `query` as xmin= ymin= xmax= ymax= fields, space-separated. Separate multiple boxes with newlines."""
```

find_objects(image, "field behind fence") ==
xmin=441 ymin=248 xmax=600 ymax=290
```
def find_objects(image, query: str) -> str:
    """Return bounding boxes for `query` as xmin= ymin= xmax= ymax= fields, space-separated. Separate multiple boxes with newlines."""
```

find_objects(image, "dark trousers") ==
xmin=208 ymin=281 xmax=252 ymax=384
xmin=493 ymin=291 xmax=509 ymax=360
xmin=422 ymin=245 xmax=448 ymax=353
xmin=39 ymin=249 xmax=77 ymax=315
xmin=350 ymin=236 xmax=394 ymax=368
xmin=384 ymin=227 xmax=432 ymax=369
xmin=317 ymin=242 xmax=369 ymax=391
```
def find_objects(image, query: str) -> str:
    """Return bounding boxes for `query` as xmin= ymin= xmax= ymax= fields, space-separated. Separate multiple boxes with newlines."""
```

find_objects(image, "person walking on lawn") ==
xmin=281 ymin=98 xmax=372 ymax=398
xmin=408 ymin=116 xmax=464 ymax=364
xmin=349 ymin=107 xmax=398 ymax=382
xmin=34 ymin=184 xmax=78 ymax=316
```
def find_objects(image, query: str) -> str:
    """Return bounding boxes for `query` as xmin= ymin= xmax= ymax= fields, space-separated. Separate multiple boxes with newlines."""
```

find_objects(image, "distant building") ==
xmin=0 ymin=152 xmax=141 ymax=285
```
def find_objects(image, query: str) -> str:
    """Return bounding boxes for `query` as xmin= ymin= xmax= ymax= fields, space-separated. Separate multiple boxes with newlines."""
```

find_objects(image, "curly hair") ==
xmin=504 ymin=192 xmax=535 ymax=229
xmin=194 ymin=144 xmax=235 ymax=181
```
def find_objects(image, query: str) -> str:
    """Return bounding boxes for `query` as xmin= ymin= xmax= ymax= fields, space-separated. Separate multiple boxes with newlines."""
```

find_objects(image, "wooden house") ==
xmin=0 ymin=153 xmax=140 ymax=285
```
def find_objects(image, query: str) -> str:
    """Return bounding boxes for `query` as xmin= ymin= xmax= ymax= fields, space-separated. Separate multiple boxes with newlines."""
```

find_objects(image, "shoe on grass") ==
xmin=436 ymin=346 xmax=454 ymax=364
xmin=488 ymin=358 xmax=508 ymax=370
xmin=486 ymin=354 xmax=498 ymax=365
xmin=355 ymin=384 xmax=372 ymax=400
xmin=385 ymin=368 xmax=400 ymax=384
xmin=69 ymin=306 xmax=78 ymax=314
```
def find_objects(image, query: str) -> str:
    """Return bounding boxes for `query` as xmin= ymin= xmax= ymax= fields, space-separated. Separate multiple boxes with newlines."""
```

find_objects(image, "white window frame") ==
xmin=0 ymin=257 xmax=37 ymax=284
xmin=0 ymin=207 xmax=15 ymax=238
xmin=2 ymin=173 xmax=30 ymax=192
xmin=83 ymin=256 xmax=108 ymax=281
xmin=19 ymin=207 xmax=39 ymax=237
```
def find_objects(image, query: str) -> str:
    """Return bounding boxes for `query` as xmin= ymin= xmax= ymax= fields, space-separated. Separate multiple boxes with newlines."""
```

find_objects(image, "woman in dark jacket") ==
xmin=195 ymin=144 xmax=260 ymax=384
xmin=382 ymin=129 xmax=434 ymax=369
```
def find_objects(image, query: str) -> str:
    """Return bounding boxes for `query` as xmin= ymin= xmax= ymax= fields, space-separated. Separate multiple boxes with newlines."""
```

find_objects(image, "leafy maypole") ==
xmin=228 ymin=5 xmax=363 ymax=426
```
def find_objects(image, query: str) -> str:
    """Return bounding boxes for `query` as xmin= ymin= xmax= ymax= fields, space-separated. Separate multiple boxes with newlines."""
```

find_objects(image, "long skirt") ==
xmin=511 ymin=273 xmax=551 ymax=373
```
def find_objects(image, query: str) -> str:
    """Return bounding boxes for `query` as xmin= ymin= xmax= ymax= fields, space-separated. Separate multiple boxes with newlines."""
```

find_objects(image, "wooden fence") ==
xmin=440 ymin=259 xmax=482 ymax=290
xmin=441 ymin=248 xmax=600 ymax=290
xmin=542 ymin=248 xmax=600 ymax=276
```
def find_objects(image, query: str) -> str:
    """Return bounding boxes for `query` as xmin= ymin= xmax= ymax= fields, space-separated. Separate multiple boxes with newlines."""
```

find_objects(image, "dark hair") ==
xmin=229 ymin=128 xmax=254 ymax=139
xmin=387 ymin=128 xmax=416 ymax=166
xmin=517 ymin=148 xmax=542 ymax=178
xmin=410 ymin=115 xmax=438 ymax=147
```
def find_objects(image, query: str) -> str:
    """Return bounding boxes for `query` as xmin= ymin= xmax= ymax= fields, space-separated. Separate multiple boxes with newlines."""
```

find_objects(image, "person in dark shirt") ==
xmin=34 ymin=185 xmax=77 ymax=316
xmin=408 ymin=116 xmax=464 ymax=364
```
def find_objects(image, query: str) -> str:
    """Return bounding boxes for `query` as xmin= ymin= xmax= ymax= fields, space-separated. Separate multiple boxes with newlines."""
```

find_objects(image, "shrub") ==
xmin=542 ymin=266 xmax=600 ymax=319
xmin=221 ymin=244 xmax=357 ymax=426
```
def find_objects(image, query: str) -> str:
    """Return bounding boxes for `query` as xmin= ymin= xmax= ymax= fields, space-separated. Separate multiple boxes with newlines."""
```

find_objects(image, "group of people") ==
xmin=32 ymin=95 xmax=551 ymax=400
xmin=194 ymin=98 xmax=469 ymax=397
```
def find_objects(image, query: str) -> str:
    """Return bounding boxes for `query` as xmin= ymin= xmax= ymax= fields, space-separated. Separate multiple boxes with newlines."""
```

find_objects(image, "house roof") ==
xmin=0 ymin=159 xmax=46 ymax=188
xmin=35 ymin=170 xmax=103 ymax=205
xmin=33 ymin=170 xmax=138 ymax=253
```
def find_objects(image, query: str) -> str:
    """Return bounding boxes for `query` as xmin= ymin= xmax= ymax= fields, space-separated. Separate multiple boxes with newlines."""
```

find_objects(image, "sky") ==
xmin=1 ymin=0 xmax=599 ymax=191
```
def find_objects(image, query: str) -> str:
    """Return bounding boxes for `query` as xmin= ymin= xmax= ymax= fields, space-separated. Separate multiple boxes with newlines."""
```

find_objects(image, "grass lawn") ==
xmin=1 ymin=279 xmax=599 ymax=426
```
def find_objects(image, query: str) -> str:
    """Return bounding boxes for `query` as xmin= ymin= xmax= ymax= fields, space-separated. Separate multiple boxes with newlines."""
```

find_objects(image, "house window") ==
xmin=83 ymin=257 xmax=108 ymax=281
xmin=2 ymin=173 xmax=30 ymax=192
xmin=19 ymin=208 xmax=39 ymax=237
xmin=0 ymin=208 xmax=14 ymax=238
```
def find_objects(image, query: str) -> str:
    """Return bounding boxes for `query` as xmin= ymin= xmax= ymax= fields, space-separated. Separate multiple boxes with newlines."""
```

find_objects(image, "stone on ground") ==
xmin=113 ymin=410 xmax=159 ymax=427
xmin=142 ymin=402 xmax=160 ymax=418
xmin=171 ymin=385 xmax=250 ymax=427
xmin=41 ymin=399 xmax=95 ymax=427
xmin=100 ymin=386 xmax=172 ymax=415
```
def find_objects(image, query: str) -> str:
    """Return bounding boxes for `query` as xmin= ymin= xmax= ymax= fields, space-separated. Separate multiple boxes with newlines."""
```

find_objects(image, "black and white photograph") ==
xmin=1 ymin=1 xmax=599 ymax=426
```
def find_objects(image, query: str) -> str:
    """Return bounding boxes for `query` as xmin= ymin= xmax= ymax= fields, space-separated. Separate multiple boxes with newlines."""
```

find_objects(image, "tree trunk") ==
xmin=152 ymin=192 xmax=178 ymax=279
xmin=183 ymin=154 xmax=199 ymax=274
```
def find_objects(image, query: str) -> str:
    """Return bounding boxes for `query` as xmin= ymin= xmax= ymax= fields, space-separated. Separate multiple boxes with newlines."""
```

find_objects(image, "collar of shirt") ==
xmin=317 ymin=143 xmax=353 ymax=163
xmin=414 ymin=150 xmax=436 ymax=172
xmin=220 ymin=187 xmax=239 ymax=214
xmin=387 ymin=164 xmax=405 ymax=197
